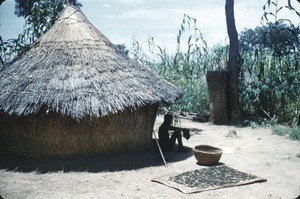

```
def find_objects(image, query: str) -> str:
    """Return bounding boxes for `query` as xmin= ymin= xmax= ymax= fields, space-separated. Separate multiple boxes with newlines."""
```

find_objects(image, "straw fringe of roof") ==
xmin=0 ymin=5 xmax=182 ymax=118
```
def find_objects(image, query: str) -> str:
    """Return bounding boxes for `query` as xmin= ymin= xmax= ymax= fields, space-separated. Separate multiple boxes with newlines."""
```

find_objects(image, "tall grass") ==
xmin=130 ymin=14 xmax=228 ymax=114
xmin=130 ymin=15 xmax=299 ymax=137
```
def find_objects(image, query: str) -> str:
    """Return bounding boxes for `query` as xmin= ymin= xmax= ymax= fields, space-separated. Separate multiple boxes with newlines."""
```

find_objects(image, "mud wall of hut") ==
xmin=0 ymin=104 xmax=159 ymax=157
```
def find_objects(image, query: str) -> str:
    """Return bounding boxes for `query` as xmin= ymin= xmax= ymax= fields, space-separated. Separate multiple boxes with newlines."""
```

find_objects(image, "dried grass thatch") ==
xmin=0 ymin=104 xmax=158 ymax=157
xmin=0 ymin=5 xmax=182 ymax=156
xmin=0 ymin=5 xmax=182 ymax=119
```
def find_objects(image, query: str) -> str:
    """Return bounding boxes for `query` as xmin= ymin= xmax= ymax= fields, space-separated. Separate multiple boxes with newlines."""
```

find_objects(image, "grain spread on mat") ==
xmin=169 ymin=165 xmax=258 ymax=188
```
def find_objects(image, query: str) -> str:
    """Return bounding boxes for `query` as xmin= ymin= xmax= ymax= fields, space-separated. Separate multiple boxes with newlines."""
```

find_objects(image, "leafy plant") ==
xmin=239 ymin=0 xmax=300 ymax=128
xmin=239 ymin=21 xmax=300 ymax=126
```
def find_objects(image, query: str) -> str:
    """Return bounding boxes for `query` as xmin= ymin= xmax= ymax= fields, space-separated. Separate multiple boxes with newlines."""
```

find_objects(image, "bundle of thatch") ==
xmin=0 ymin=5 xmax=182 ymax=157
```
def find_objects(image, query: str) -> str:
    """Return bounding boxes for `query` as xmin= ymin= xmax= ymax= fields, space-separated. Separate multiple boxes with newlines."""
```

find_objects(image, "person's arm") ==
xmin=168 ymin=126 xmax=187 ymax=132
xmin=168 ymin=126 xmax=190 ymax=140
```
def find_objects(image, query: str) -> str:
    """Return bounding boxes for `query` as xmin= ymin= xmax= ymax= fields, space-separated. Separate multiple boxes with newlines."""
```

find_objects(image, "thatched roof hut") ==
xmin=0 ymin=5 xmax=182 ymax=156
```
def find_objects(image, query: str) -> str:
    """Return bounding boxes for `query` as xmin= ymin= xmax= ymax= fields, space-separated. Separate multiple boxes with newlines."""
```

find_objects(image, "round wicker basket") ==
xmin=193 ymin=145 xmax=223 ymax=166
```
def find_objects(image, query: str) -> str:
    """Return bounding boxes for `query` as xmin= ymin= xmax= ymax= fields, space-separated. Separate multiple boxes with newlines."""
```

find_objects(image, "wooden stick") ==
xmin=153 ymin=131 xmax=167 ymax=166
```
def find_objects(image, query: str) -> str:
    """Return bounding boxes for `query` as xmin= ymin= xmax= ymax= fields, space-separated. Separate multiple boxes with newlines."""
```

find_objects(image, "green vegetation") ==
xmin=131 ymin=12 xmax=299 ymax=140
xmin=132 ymin=16 xmax=299 ymax=127
xmin=272 ymin=125 xmax=300 ymax=140
xmin=239 ymin=22 xmax=300 ymax=127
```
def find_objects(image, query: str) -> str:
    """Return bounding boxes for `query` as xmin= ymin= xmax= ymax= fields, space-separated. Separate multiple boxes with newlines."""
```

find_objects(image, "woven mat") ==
xmin=152 ymin=165 xmax=266 ymax=194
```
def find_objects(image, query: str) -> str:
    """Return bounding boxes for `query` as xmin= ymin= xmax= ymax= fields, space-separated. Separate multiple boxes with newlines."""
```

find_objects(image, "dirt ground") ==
xmin=0 ymin=115 xmax=300 ymax=199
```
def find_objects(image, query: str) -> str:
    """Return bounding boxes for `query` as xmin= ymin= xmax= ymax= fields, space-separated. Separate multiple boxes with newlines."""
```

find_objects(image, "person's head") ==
xmin=164 ymin=114 xmax=173 ymax=126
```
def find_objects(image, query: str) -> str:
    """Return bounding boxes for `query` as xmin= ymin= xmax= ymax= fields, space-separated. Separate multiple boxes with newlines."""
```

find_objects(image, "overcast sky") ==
xmin=1 ymin=0 xmax=299 ymax=53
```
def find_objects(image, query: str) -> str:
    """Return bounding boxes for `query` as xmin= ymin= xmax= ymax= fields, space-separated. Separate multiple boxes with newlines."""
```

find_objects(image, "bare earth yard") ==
xmin=0 ymin=115 xmax=300 ymax=199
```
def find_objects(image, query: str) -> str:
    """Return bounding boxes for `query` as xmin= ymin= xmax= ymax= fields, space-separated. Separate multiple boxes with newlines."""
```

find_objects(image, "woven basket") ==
xmin=193 ymin=145 xmax=223 ymax=166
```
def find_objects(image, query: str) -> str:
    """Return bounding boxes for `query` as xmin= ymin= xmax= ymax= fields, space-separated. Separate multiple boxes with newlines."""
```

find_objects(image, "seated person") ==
xmin=158 ymin=113 xmax=190 ymax=152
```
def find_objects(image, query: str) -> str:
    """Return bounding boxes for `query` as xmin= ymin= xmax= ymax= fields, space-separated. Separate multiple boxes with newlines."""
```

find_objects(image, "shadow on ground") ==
xmin=0 ymin=141 xmax=193 ymax=173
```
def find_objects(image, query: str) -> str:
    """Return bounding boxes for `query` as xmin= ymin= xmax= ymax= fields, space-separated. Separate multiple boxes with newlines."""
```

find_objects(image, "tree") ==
xmin=239 ymin=22 xmax=300 ymax=126
xmin=0 ymin=0 xmax=80 ymax=65
xmin=14 ymin=0 xmax=81 ymax=18
xmin=237 ymin=1 xmax=300 ymax=126
xmin=225 ymin=0 xmax=241 ymax=124
xmin=14 ymin=0 xmax=37 ymax=17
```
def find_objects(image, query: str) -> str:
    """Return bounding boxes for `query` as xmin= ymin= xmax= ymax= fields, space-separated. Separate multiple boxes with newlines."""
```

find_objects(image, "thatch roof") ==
xmin=0 ymin=5 xmax=182 ymax=119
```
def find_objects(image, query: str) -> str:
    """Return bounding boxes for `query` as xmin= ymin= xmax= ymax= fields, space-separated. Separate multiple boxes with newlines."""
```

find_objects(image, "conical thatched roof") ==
xmin=0 ymin=5 xmax=182 ymax=119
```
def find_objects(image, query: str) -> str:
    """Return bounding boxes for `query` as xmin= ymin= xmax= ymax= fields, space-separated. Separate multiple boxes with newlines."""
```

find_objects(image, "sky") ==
xmin=0 ymin=0 xmax=300 ymax=54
